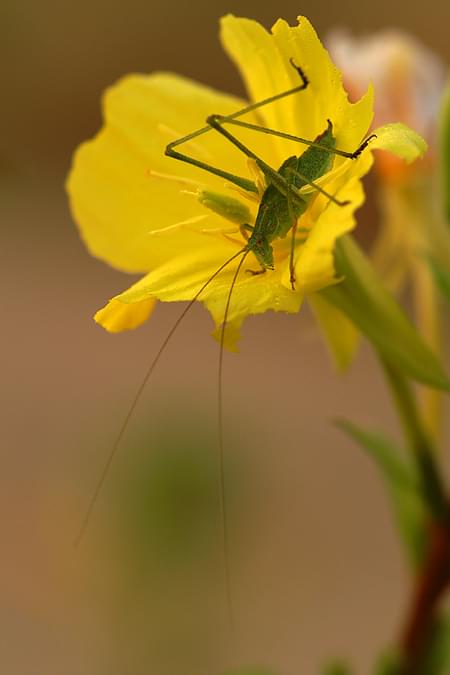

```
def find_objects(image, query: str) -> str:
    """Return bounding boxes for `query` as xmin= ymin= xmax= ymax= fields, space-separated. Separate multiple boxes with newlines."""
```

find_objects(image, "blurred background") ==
xmin=1 ymin=1 xmax=449 ymax=674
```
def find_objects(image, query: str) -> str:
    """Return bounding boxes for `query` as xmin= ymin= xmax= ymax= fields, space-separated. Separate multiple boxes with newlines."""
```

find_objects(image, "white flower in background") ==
xmin=328 ymin=29 xmax=446 ymax=176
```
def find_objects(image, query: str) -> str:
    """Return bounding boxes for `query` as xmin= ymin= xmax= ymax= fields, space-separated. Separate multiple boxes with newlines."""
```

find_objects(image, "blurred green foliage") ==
xmin=428 ymin=256 xmax=450 ymax=307
xmin=222 ymin=669 xmax=277 ymax=675
xmin=117 ymin=420 xmax=220 ymax=565
xmin=416 ymin=615 xmax=450 ymax=675
xmin=336 ymin=419 xmax=427 ymax=567
xmin=322 ymin=236 xmax=450 ymax=392
xmin=321 ymin=660 xmax=353 ymax=675
xmin=110 ymin=409 xmax=251 ymax=571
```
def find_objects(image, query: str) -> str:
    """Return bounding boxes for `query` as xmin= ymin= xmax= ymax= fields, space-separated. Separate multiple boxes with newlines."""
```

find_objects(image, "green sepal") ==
xmin=427 ymin=256 xmax=450 ymax=306
xmin=321 ymin=235 xmax=450 ymax=391
xmin=336 ymin=419 xmax=426 ymax=567
xmin=439 ymin=79 xmax=450 ymax=226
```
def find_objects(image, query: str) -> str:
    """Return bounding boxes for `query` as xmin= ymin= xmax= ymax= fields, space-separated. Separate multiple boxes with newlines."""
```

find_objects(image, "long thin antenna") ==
xmin=74 ymin=247 xmax=247 ymax=548
xmin=217 ymin=249 xmax=250 ymax=626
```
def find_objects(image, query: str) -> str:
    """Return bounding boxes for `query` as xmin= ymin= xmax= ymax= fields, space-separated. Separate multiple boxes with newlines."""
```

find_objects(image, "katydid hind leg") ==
xmin=165 ymin=58 xmax=310 ymax=192
xmin=207 ymin=115 xmax=350 ymax=208
xmin=212 ymin=117 xmax=377 ymax=160
xmin=165 ymin=57 xmax=308 ymax=153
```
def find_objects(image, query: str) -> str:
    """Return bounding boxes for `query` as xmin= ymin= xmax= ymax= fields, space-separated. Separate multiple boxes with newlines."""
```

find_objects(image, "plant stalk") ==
xmin=380 ymin=356 xmax=449 ymax=673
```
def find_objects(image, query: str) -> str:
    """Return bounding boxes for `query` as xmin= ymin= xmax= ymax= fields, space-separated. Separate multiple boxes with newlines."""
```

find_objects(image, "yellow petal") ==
xmin=371 ymin=122 xmax=428 ymax=162
xmin=111 ymin=238 xmax=303 ymax=350
xmin=95 ymin=297 xmax=156 ymax=332
xmin=220 ymin=15 xmax=300 ymax=162
xmin=206 ymin=265 xmax=304 ymax=351
xmin=66 ymin=72 xmax=273 ymax=274
xmin=220 ymin=15 xmax=373 ymax=164
xmin=308 ymin=293 xmax=359 ymax=370
xmin=270 ymin=18 xmax=373 ymax=153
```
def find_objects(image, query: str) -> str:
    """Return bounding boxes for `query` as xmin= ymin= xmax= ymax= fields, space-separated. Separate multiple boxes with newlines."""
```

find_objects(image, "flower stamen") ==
xmin=157 ymin=123 xmax=214 ymax=160
xmin=147 ymin=215 xmax=208 ymax=235
xmin=146 ymin=168 xmax=206 ymax=189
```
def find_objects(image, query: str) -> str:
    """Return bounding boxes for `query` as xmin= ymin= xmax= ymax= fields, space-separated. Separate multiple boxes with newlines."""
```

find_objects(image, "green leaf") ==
xmin=336 ymin=419 xmax=426 ymax=567
xmin=427 ymin=256 xmax=450 ymax=306
xmin=439 ymin=80 xmax=450 ymax=226
xmin=321 ymin=235 xmax=450 ymax=391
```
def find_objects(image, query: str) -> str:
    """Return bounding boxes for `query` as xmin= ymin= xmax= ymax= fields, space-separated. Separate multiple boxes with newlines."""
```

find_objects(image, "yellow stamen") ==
xmin=246 ymin=158 xmax=267 ymax=196
xmin=148 ymin=215 xmax=208 ymax=235
xmin=157 ymin=123 xmax=214 ymax=160
xmin=146 ymin=168 xmax=206 ymax=189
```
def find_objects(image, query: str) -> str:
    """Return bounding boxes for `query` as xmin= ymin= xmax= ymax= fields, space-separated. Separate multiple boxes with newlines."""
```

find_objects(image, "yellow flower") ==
xmin=66 ymin=15 xmax=425 ymax=351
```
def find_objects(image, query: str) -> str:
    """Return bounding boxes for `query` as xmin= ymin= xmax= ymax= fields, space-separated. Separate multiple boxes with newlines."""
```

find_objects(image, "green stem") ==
xmin=380 ymin=356 xmax=447 ymax=521
xmin=380 ymin=357 xmax=449 ymax=674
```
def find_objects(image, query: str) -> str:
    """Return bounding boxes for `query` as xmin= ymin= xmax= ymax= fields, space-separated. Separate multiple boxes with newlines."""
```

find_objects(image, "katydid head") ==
xmin=246 ymin=231 xmax=274 ymax=270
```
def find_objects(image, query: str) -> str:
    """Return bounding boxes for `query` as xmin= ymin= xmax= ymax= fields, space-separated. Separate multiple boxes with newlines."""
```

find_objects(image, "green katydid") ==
xmin=76 ymin=60 xmax=375 ymax=622
xmin=165 ymin=60 xmax=375 ymax=290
